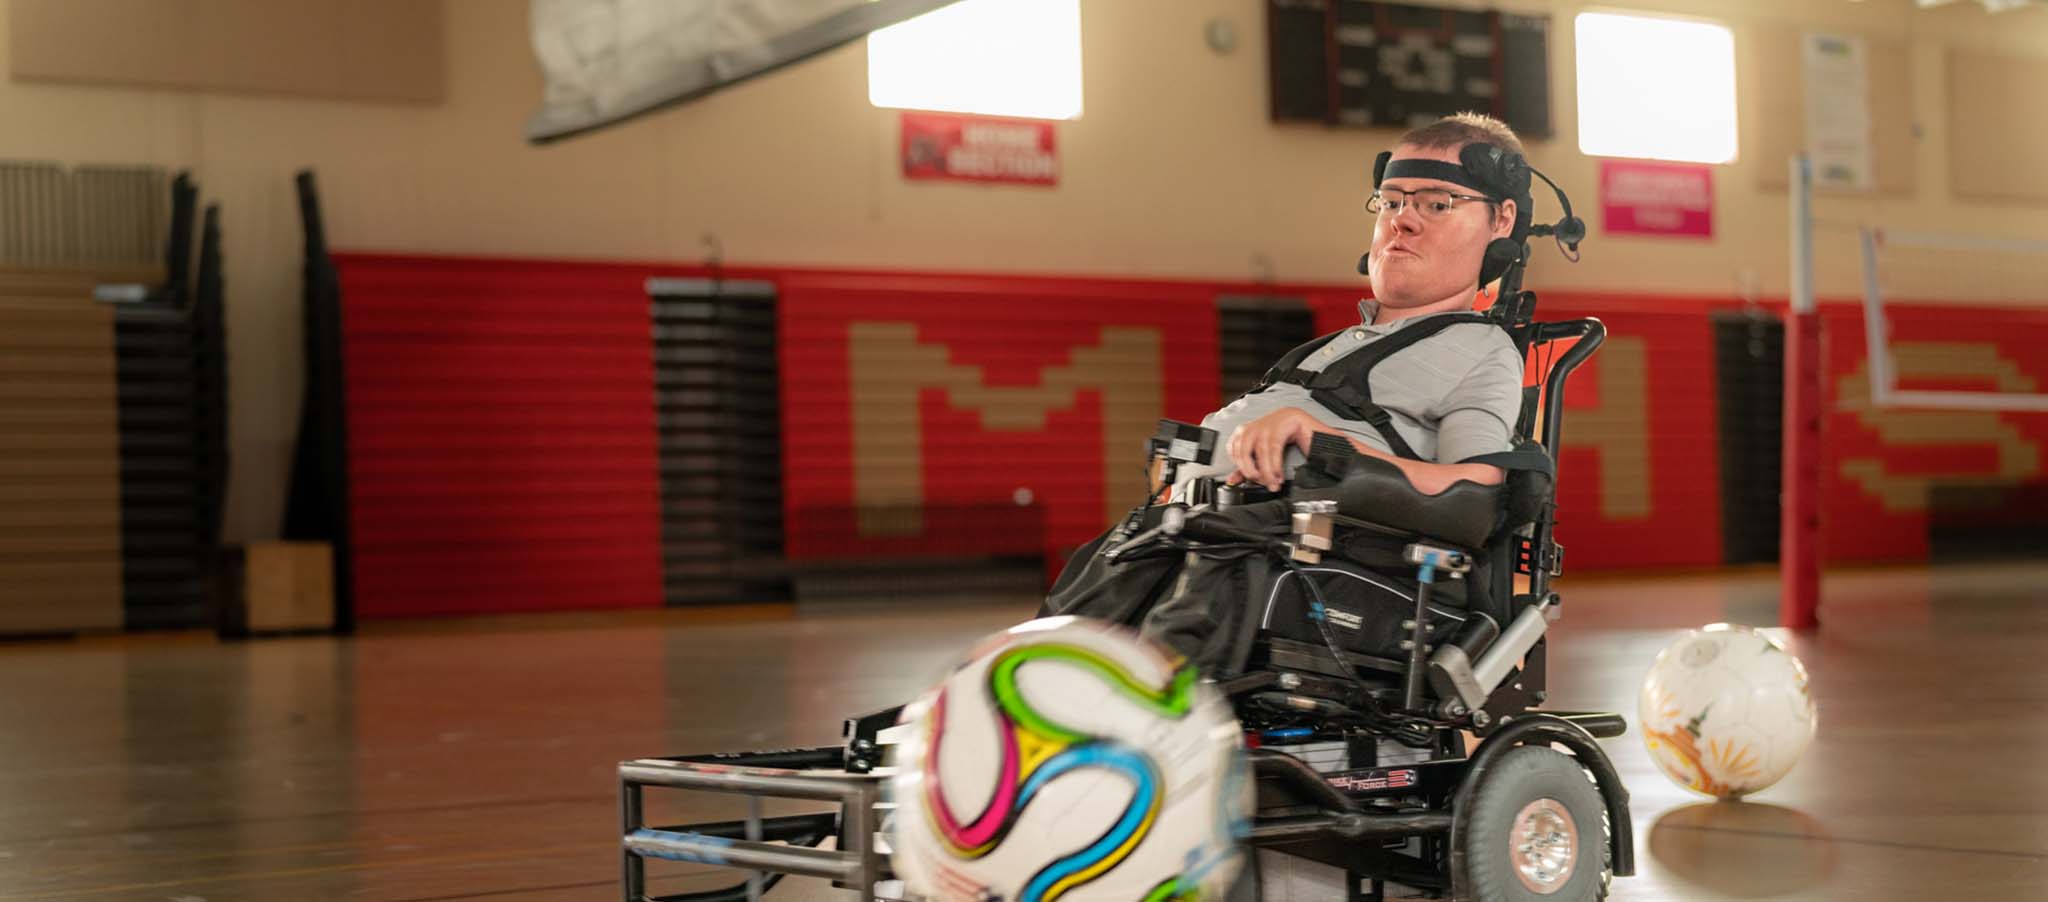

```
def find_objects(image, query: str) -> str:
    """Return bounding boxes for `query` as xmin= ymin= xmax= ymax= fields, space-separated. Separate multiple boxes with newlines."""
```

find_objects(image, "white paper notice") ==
xmin=1802 ymin=33 xmax=1873 ymax=191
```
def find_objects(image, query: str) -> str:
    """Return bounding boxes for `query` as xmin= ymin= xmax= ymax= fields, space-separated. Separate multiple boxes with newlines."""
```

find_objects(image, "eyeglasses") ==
xmin=1367 ymin=187 xmax=1496 ymax=218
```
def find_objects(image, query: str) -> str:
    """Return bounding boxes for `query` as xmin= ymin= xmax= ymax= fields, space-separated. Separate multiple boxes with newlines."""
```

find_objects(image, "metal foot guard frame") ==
xmin=621 ymin=747 xmax=886 ymax=902
xmin=619 ymin=712 xmax=1633 ymax=902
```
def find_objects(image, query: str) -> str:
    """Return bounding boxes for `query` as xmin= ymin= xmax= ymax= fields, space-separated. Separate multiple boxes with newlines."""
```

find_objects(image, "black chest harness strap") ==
xmin=1249 ymin=313 xmax=1494 ymax=462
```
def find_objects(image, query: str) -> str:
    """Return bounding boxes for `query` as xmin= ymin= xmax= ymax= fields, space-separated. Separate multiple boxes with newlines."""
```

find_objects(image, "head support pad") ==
xmin=1458 ymin=144 xmax=1533 ymax=286
xmin=1459 ymin=143 xmax=1533 ymax=241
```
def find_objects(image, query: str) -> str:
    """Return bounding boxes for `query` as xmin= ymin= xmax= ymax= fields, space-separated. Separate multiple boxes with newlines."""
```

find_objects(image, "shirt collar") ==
xmin=1357 ymin=299 xmax=1473 ymax=333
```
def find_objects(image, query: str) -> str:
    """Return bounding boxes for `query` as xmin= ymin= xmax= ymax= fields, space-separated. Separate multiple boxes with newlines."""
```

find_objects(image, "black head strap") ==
xmin=1380 ymin=158 xmax=1497 ymax=197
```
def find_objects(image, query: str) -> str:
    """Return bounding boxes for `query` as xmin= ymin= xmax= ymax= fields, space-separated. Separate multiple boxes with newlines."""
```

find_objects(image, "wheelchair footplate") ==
xmin=619 ymin=746 xmax=890 ymax=902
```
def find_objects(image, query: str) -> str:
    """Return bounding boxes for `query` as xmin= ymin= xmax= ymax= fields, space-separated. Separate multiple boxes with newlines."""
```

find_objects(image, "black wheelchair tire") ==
xmin=1460 ymin=746 xmax=1610 ymax=902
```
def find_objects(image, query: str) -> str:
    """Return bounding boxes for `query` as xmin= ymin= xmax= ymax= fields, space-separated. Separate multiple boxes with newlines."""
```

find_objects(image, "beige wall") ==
xmin=1 ymin=0 xmax=2045 ymax=543
xmin=10 ymin=0 xmax=441 ymax=103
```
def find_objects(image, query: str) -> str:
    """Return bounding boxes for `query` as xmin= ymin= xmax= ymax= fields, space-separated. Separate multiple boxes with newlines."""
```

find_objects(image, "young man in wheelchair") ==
xmin=1202 ymin=113 xmax=1526 ymax=500
xmin=1046 ymin=112 xmax=1562 ymax=682
xmin=620 ymin=112 xmax=1633 ymax=902
xmin=1022 ymin=111 xmax=1632 ymax=901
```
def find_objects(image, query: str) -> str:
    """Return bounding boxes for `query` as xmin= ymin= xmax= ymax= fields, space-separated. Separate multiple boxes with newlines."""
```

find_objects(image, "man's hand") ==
xmin=1226 ymin=407 xmax=1330 ymax=491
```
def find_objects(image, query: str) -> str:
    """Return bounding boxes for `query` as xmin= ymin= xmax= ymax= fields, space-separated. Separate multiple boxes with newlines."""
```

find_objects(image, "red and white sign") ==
xmin=1600 ymin=160 xmax=1714 ymax=238
xmin=901 ymin=112 xmax=1058 ymax=187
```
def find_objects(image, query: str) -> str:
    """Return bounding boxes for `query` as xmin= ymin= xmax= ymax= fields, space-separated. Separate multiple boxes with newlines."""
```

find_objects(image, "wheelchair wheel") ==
xmin=1460 ymin=746 xmax=1609 ymax=902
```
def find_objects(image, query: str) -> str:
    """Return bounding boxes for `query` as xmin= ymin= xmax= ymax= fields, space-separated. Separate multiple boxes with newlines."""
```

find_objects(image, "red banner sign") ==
xmin=1600 ymin=159 xmax=1714 ymax=238
xmin=901 ymin=112 xmax=1058 ymax=186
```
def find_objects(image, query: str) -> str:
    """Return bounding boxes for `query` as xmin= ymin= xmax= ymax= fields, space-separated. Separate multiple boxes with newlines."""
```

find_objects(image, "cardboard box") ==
xmin=221 ymin=541 xmax=333 ymax=635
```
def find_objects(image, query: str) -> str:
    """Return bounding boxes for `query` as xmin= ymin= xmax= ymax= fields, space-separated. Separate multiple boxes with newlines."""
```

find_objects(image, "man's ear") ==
xmin=1493 ymin=198 xmax=1518 ymax=238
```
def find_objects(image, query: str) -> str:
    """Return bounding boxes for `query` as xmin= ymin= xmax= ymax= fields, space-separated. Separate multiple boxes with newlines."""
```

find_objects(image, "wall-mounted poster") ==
xmin=1803 ymin=33 xmax=1874 ymax=191
xmin=1601 ymin=159 xmax=1714 ymax=239
xmin=901 ymin=112 xmax=1059 ymax=187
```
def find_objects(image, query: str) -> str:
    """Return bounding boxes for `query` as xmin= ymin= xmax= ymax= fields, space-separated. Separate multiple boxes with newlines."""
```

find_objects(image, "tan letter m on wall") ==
xmin=849 ymin=323 xmax=1165 ymax=537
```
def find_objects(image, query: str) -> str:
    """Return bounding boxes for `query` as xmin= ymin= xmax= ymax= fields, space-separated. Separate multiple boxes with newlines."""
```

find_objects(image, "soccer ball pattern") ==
xmin=889 ymin=617 xmax=1250 ymax=902
xmin=1639 ymin=624 xmax=1818 ymax=799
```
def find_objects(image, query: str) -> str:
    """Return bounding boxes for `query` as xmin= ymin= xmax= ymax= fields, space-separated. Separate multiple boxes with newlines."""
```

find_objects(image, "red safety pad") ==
xmin=334 ymin=254 xmax=664 ymax=617
xmin=326 ymin=247 xmax=2048 ymax=609
xmin=1517 ymin=293 xmax=1726 ymax=570
xmin=1817 ymin=303 xmax=2048 ymax=562
xmin=778 ymin=272 xmax=1220 ymax=562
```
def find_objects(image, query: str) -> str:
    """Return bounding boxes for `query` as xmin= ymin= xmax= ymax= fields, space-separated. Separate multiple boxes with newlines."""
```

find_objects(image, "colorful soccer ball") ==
xmin=1639 ymin=624 xmax=1818 ymax=799
xmin=888 ymin=617 xmax=1251 ymax=902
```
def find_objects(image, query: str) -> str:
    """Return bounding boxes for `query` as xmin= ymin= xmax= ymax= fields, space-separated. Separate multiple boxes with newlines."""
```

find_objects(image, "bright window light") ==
xmin=868 ymin=0 xmax=1082 ymax=120
xmin=1575 ymin=12 xmax=1736 ymax=164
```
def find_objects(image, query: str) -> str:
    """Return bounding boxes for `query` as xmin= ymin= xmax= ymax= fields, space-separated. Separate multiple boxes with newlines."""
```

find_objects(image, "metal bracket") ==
xmin=621 ymin=750 xmax=885 ymax=902
xmin=1291 ymin=500 xmax=1337 ymax=563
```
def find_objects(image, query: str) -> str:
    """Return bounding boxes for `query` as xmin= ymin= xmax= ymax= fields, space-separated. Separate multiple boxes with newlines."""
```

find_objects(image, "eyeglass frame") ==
xmin=1367 ymin=186 xmax=1499 ymax=218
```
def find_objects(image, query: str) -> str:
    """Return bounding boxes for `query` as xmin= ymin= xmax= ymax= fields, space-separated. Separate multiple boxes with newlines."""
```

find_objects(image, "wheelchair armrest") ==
xmin=1293 ymin=434 xmax=1500 ymax=549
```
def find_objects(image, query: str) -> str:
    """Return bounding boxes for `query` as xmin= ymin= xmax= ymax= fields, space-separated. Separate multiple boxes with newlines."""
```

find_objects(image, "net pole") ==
xmin=1858 ymin=226 xmax=1893 ymax=407
xmin=1781 ymin=156 xmax=1822 ymax=630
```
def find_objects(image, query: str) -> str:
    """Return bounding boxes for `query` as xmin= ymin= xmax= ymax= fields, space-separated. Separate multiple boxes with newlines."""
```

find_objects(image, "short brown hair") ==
xmin=1397 ymin=112 xmax=1525 ymax=158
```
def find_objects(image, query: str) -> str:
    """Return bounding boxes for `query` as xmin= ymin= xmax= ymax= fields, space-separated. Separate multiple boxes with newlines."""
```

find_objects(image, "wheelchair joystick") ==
xmin=1103 ymin=421 xmax=1222 ymax=561
xmin=1145 ymin=419 xmax=1218 ymax=498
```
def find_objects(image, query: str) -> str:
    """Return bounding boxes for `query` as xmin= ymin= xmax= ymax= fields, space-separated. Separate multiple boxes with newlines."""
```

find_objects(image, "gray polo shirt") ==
xmin=1179 ymin=305 xmax=1524 ymax=486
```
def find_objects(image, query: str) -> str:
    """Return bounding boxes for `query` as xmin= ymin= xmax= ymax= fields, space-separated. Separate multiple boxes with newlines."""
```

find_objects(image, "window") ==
xmin=1575 ymin=12 xmax=1737 ymax=164
xmin=867 ymin=0 xmax=1083 ymax=120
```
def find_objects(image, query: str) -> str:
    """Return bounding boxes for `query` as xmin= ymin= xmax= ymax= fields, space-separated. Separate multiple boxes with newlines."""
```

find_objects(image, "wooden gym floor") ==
xmin=1 ymin=561 xmax=2043 ymax=901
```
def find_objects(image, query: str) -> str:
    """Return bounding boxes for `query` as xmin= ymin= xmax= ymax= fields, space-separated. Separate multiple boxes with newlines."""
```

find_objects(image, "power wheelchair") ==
xmin=617 ymin=145 xmax=1631 ymax=902
xmin=614 ymin=298 xmax=1631 ymax=902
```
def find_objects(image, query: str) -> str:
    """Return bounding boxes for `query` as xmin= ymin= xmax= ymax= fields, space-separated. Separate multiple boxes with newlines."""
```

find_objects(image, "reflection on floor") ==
xmin=0 ymin=562 xmax=2043 ymax=900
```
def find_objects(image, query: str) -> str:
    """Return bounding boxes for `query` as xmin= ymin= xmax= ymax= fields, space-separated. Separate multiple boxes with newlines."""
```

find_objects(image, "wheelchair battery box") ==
xmin=1259 ymin=558 xmax=1470 ymax=673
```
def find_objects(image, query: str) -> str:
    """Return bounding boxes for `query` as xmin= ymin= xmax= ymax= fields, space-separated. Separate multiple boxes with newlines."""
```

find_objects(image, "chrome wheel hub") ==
xmin=1510 ymin=798 xmax=1578 ymax=894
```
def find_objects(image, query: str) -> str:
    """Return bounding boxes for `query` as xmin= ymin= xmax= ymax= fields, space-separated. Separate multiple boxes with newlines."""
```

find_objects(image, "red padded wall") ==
xmin=328 ymin=250 xmax=2048 ymax=618
xmin=1528 ymin=294 xmax=1725 ymax=570
xmin=777 ymin=272 xmax=1221 ymax=561
xmin=1817 ymin=302 xmax=2048 ymax=562
xmin=335 ymin=254 xmax=664 ymax=617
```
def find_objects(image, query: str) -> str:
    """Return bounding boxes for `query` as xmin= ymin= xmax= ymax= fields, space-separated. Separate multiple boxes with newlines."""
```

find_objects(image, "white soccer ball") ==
xmin=888 ymin=617 xmax=1251 ymax=902
xmin=1638 ymin=624 xmax=1818 ymax=799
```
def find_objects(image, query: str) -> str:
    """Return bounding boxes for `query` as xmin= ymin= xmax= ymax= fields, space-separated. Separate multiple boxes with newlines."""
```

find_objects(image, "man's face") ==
xmin=1366 ymin=143 xmax=1517 ymax=309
